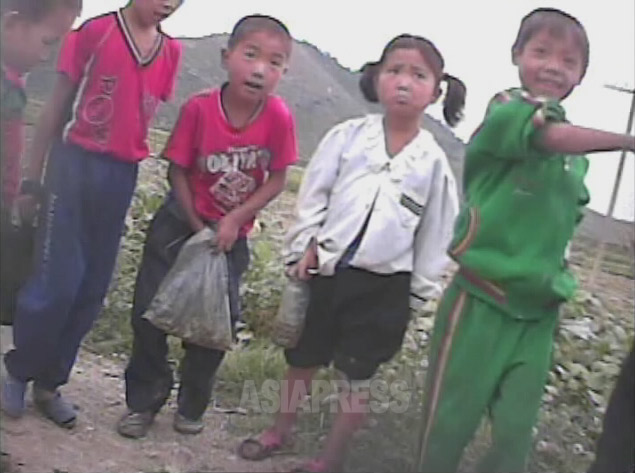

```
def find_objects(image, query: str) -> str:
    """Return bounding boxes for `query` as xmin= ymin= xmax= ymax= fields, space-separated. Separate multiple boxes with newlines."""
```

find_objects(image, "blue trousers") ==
xmin=4 ymin=141 xmax=138 ymax=390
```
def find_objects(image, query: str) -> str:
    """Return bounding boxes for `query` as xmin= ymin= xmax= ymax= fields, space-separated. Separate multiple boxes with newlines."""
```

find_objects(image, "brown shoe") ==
xmin=173 ymin=412 xmax=204 ymax=435
xmin=116 ymin=410 xmax=155 ymax=439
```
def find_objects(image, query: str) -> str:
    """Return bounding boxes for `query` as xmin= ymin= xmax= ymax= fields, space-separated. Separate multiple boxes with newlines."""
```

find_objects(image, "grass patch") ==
xmin=286 ymin=165 xmax=304 ymax=194
xmin=216 ymin=341 xmax=287 ymax=401
xmin=147 ymin=128 xmax=171 ymax=157
xmin=241 ymin=236 xmax=285 ymax=338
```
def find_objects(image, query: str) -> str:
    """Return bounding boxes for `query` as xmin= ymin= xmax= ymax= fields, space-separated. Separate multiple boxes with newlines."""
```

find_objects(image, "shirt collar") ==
xmin=364 ymin=114 xmax=429 ymax=158
xmin=362 ymin=114 xmax=433 ymax=181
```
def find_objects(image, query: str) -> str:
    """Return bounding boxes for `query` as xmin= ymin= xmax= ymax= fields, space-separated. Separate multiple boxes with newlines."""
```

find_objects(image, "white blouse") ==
xmin=284 ymin=114 xmax=459 ymax=307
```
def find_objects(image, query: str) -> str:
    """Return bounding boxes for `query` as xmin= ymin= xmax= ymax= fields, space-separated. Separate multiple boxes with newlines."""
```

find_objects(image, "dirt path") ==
xmin=0 ymin=331 xmax=295 ymax=473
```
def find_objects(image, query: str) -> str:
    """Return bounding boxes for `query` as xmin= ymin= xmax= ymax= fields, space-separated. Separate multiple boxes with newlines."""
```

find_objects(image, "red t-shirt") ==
xmin=0 ymin=65 xmax=26 ymax=209
xmin=163 ymin=88 xmax=299 ymax=235
xmin=58 ymin=10 xmax=181 ymax=162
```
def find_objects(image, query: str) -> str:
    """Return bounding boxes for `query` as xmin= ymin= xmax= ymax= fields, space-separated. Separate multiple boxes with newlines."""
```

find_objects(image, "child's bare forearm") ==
xmin=540 ymin=123 xmax=635 ymax=155
xmin=25 ymin=105 xmax=63 ymax=181
xmin=227 ymin=169 xmax=287 ymax=226
xmin=168 ymin=163 xmax=205 ymax=232
xmin=25 ymin=74 xmax=77 ymax=182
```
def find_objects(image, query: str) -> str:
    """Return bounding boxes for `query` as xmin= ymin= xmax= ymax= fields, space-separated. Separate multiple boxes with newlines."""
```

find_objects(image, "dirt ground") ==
xmin=0 ymin=329 xmax=298 ymax=473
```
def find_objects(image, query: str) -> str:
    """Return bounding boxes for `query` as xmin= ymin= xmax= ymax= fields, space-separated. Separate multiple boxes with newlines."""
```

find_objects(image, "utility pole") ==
xmin=589 ymin=84 xmax=635 ymax=290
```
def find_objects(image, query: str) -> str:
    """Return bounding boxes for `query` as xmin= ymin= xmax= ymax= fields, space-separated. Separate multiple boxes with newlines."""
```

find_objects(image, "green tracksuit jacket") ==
xmin=417 ymin=89 xmax=590 ymax=473
xmin=448 ymin=88 xmax=589 ymax=320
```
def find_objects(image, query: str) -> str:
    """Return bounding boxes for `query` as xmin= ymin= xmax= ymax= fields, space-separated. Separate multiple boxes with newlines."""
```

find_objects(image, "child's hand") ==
xmin=216 ymin=214 xmax=240 ymax=252
xmin=190 ymin=217 xmax=207 ymax=234
xmin=294 ymin=243 xmax=318 ymax=281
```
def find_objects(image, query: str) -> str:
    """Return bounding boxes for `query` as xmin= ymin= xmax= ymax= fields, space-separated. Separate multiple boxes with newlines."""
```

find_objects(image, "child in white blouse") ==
xmin=238 ymin=33 xmax=465 ymax=472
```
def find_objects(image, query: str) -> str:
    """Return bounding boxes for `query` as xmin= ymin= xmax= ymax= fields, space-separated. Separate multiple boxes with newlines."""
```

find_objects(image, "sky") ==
xmin=77 ymin=0 xmax=635 ymax=221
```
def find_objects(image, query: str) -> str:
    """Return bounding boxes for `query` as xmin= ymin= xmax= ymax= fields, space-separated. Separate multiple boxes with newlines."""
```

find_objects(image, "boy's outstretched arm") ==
xmin=168 ymin=162 xmax=206 ymax=233
xmin=540 ymin=123 xmax=635 ymax=155
xmin=216 ymin=169 xmax=287 ymax=252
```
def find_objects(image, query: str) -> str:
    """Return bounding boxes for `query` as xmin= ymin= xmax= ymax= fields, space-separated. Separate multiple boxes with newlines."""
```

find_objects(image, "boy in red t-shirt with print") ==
xmin=117 ymin=14 xmax=298 ymax=438
xmin=2 ymin=0 xmax=183 ymax=429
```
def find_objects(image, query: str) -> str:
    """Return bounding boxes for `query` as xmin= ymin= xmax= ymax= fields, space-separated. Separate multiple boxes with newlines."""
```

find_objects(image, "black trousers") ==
xmin=588 ymin=344 xmax=634 ymax=473
xmin=123 ymin=197 xmax=249 ymax=420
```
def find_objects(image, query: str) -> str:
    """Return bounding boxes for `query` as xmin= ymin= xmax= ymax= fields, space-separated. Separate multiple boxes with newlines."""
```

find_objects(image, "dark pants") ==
xmin=0 ymin=206 xmax=35 ymax=326
xmin=588 ymin=344 xmax=635 ymax=473
xmin=4 ymin=141 xmax=138 ymax=390
xmin=284 ymin=268 xmax=411 ymax=380
xmin=124 ymin=197 xmax=249 ymax=420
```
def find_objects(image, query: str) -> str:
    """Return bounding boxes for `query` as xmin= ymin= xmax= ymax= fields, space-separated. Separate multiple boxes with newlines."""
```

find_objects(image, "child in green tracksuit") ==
xmin=417 ymin=8 xmax=635 ymax=473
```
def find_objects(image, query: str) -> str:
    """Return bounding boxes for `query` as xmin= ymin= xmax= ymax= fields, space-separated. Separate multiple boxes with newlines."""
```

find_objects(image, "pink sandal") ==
xmin=290 ymin=458 xmax=329 ymax=472
xmin=237 ymin=429 xmax=288 ymax=461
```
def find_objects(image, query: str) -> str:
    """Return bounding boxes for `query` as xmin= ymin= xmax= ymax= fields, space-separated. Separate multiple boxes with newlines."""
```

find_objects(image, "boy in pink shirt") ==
xmin=58 ymin=7 xmax=180 ymax=161
xmin=117 ymin=14 xmax=298 ymax=438
xmin=2 ymin=0 xmax=183 ymax=429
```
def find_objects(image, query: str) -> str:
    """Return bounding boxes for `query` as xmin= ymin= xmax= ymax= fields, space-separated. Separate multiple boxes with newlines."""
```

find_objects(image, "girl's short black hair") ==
xmin=512 ymin=8 xmax=590 ymax=78
xmin=359 ymin=34 xmax=466 ymax=127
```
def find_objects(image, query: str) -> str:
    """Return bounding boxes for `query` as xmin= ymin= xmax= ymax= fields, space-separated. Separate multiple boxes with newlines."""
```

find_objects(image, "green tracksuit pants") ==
xmin=416 ymin=280 xmax=559 ymax=473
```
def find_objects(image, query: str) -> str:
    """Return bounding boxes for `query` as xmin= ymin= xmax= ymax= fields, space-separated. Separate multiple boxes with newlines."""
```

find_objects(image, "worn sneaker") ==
xmin=1 ymin=375 xmax=27 ymax=418
xmin=33 ymin=387 xmax=77 ymax=429
xmin=173 ymin=412 xmax=204 ymax=435
xmin=117 ymin=410 xmax=155 ymax=439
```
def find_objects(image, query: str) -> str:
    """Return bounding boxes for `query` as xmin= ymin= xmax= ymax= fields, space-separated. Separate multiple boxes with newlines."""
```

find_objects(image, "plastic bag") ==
xmin=142 ymin=227 xmax=233 ymax=351
xmin=272 ymin=276 xmax=310 ymax=348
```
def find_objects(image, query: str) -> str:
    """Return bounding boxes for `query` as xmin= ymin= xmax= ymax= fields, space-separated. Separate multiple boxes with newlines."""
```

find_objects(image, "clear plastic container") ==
xmin=272 ymin=276 xmax=311 ymax=348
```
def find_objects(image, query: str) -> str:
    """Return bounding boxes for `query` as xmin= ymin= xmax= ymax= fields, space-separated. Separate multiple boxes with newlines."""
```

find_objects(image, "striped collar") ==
xmin=116 ymin=9 xmax=164 ymax=67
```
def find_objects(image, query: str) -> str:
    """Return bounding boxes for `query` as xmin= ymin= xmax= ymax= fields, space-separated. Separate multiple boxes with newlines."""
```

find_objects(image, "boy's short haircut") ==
xmin=227 ymin=14 xmax=292 ymax=51
xmin=0 ymin=0 xmax=82 ymax=21
xmin=512 ymin=8 xmax=590 ymax=78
